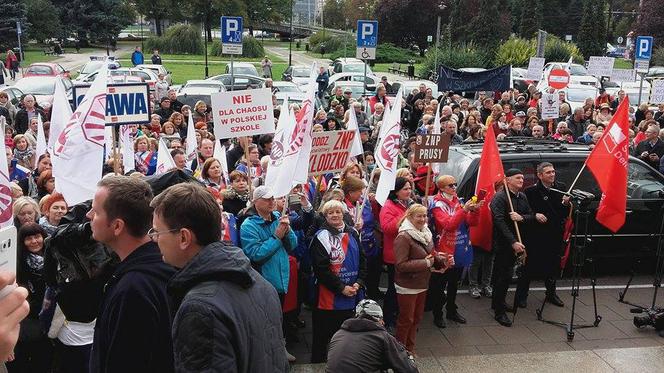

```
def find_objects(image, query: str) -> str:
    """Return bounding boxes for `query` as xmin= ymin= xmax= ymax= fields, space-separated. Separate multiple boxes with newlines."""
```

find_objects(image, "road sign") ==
xmin=525 ymin=57 xmax=545 ymax=81
xmin=427 ymin=35 xmax=433 ymax=43
xmin=16 ymin=22 xmax=21 ymax=36
xmin=221 ymin=16 xmax=243 ymax=55
xmin=635 ymin=59 xmax=650 ymax=74
xmin=356 ymin=20 xmax=378 ymax=60
xmin=617 ymin=36 xmax=624 ymax=44
xmin=636 ymin=36 xmax=654 ymax=60
xmin=413 ymin=134 xmax=451 ymax=163
xmin=541 ymin=93 xmax=560 ymax=120
xmin=548 ymin=69 xmax=570 ymax=90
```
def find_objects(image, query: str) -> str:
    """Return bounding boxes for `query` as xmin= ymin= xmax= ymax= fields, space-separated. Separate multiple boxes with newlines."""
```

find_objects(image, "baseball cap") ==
xmin=515 ymin=111 xmax=526 ymax=117
xmin=505 ymin=168 xmax=524 ymax=177
xmin=252 ymin=186 xmax=274 ymax=201
xmin=355 ymin=299 xmax=383 ymax=321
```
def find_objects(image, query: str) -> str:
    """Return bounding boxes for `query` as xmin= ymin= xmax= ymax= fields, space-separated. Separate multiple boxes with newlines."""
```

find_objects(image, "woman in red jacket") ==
xmin=428 ymin=175 xmax=480 ymax=328
xmin=378 ymin=177 xmax=413 ymax=329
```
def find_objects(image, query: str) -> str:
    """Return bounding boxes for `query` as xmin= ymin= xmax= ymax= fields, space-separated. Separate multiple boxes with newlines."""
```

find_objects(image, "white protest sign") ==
xmin=651 ymin=80 xmax=664 ymax=104
xmin=541 ymin=93 xmax=560 ymax=120
xmin=72 ymin=83 xmax=150 ymax=125
xmin=587 ymin=56 xmax=615 ymax=77
xmin=211 ymin=88 xmax=275 ymax=139
xmin=525 ymin=57 xmax=546 ymax=81
xmin=610 ymin=69 xmax=636 ymax=83
xmin=308 ymin=130 xmax=356 ymax=176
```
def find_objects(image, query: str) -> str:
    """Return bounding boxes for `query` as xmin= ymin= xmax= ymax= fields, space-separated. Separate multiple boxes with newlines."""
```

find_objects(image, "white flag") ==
xmin=431 ymin=105 xmax=442 ymax=176
xmin=293 ymin=64 xmax=318 ymax=184
xmin=155 ymin=137 xmax=176 ymax=175
xmin=34 ymin=114 xmax=47 ymax=168
xmin=564 ymin=55 xmax=574 ymax=73
xmin=0 ymin=138 xmax=14 ymax=228
xmin=375 ymin=88 xmax=403 ymax=205
xmin=104 ymin=126 xmax=114 ymax=160
xmin=52 ymin=63 xmax=108 ymax=206
xmin=265 ymin=98 xmax=298 ymax=197
xmin=185 ymin=112 xmax=197 ymax=169
xmin=121 ymin=126 xmax=135 ymax=173
xmin=48 ymin=78 xmax=73 ymax=151
xmin=346 ymin=109 xmax=363 ymax=157
xmin=213 ymin=139 xmax=229 ymax=185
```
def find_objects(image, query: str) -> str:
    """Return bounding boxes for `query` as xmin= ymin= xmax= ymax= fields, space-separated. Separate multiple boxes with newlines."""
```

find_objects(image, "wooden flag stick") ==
xmin=503 ymin=178 xmax=522 ymax=243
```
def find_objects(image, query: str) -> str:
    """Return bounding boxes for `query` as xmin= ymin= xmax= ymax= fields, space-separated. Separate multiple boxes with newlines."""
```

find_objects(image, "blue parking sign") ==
xmin=221 ymin=16 xmax=243 ymax=55
xmin=636 ymin=36 xmax=654 ymax=60
xmin=356 ymin=20 xmax=378 ymax=48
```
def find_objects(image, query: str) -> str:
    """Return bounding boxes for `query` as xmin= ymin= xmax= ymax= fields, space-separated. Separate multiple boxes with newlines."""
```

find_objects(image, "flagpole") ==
xmin=423 ymin=163 xmax=433 ymax=202
xmin=112 ymin=126 xmax=120 ymax=175
xmin=502 ymin=178 xmax=523 ymax=244
xmin=566 ymin=163 xmax=586 ymax=194
xmin=356 ymin=167 xmax=377 ymax=218
xmin=244 ymin=140 xmax=253 ymax=196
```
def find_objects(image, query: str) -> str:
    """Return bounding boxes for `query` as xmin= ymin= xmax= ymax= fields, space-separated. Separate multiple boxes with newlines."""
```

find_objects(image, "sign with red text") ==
xmin=211 ymin=88 xmax=275 ymax=139
xmin=308 ymin=130 xmax=356 ymax=176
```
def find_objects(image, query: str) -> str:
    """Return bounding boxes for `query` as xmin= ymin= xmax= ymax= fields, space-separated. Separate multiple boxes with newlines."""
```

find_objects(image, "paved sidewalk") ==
xmin=287 ymin=280 xmax=664 ymax=369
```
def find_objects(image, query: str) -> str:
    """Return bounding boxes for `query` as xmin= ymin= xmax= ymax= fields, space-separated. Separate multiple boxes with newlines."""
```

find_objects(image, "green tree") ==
xmin=518 ymin=0 xmax=542 ymax=38
xmin=577 ymin=0 xmax=606 ymax=57
xmin=449 ymin=0 xmax=479 ymax=42
xmin=635 ymin=0 xmax=664 ymax=47
xmin=245 ymin=0 xmax=289 ymax=35
xmin=133 ymin=0 xmax=176 ymax=36
xmin=468 ymin=0 xmax=504 ymax=48
xmin=25 ymin=0 xmax=60 ymax=42
xmin=0 ymin=0 xmax=27 ymax=51
xmin=53 ymin=0 xmax=133 ymax=43
xmin=322 ymin=0 xmax=347 ymax=30
xmin=183 ymin=0 xmax=245 ymax=42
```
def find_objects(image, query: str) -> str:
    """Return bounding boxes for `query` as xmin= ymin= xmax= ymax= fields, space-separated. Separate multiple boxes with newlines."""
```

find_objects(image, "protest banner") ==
xmin=610 ymin=68 xmax=637 ymax=83
xmin=525 ymin=57 xmax=545 ymax=81
xmin=413 ymin=133 xmax=451 ymax=163
xmin=308 ymin=130 xmax=356 ymax=176
xmin=651 ymin=80 xmax=664 ymax=104
xmin=211 ymin=88 xmax=275 ymax=139
xmin=587 ymin=56 xmax=615 ymax=77
xmin=72 ymin=83 xmax=150 ymax=125
xmin=541 ymin=93 xmax=560 ymax=120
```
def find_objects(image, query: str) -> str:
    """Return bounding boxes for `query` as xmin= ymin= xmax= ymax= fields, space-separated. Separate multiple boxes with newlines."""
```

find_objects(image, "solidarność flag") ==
xmin=585 ymin=97 xmax=630 ymax=232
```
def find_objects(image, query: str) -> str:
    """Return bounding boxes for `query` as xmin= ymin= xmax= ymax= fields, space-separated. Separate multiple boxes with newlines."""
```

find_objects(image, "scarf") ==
xmin=26 ymin=252 xmax=44 ymax=272
xmin=14 ymin=147 xmax=34 ymax=163
xmin=398 ymin=217 xmax=433 ymax=247
xmin=228 ymin=187 xmax=250 ymax=202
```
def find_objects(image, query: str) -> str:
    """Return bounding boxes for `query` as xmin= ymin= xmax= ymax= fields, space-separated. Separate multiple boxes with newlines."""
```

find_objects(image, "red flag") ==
xmin=633 ymin=131 xmax=646 ymax=146
xmin=469 ymin=125 xmax=505 ymax=251
xmin=585 ymin=97 xmax=630 ymax=232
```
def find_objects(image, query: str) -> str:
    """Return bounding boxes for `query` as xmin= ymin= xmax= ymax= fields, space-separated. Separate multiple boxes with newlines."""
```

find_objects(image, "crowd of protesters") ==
xmin=2 ymin=58 xmax=664 ymax=373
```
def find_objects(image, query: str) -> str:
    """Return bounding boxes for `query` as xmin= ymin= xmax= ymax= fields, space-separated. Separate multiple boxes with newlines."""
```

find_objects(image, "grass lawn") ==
xmin=0 ymin=46 xmax=107 ymax=67
xmin=118 ymin=48 xmax=285 ymax=63
xmin=614 ymin=59 xmax=633 ymax=69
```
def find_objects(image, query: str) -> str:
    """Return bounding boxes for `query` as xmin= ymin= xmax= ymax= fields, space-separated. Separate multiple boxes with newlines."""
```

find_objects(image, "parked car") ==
xmin=0 ymin=86 xmax=24 ymax=106
xmin=74 ymin=57 xmax=121 ymax=83
xmin=79 ymin=68 xmax=159 ymax=90
xmin=561 ymin=84 xmax=599 ymax=112
xmin=327 ymin=72 xmax=380 ymax=92
xmin=324 ymin=81 xmax=367 ymax=101
xmin=224 ymin=62 xmax=259 ymax=77
xmin=511 ymin=67 xmax=535 ymax=93
xmin=176 ymin=80 xmax=226 ymax=108
xmin=330 ymin=58 xmax=374 ymax=76
xmin=136 ymin=64 xmax=172 ymax=85
xmin=439 ymin=139 xmax=664 ymax=266
xmin=14 ymin=76 xmax=73 ymax=107
xmin=206 ymin=74 xmax=265 ymax=91
xmin=271 ymin=81 xmax=302 ymax=94
xmin=23 ymin=63 xmax=70 ymax=79
xmin=603 ymin=77 xmax=651 ymax=107
xmin=390 ymin=80 xmax=440 ymax=99
xmin=542 ymin=62 xmax=600 ymax=89
xmin=282 ymin=65 xmax=312 ymax=86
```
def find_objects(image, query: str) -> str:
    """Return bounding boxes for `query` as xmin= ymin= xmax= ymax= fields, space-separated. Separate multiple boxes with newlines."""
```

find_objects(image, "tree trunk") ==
xmin=155 ymin=17 xmax=163 ymax=36
xmin=249 ymin=25 xmax=254 ymax=36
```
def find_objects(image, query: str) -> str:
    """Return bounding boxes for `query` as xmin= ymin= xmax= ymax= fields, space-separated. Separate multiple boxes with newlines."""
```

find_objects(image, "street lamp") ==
xmin=289 ymin=0 xmax=294 ymax=66
xmin=204 ymin=22 xmax=209 ymax=78
xmin=140 ymin=15 xmax=144 ymax=52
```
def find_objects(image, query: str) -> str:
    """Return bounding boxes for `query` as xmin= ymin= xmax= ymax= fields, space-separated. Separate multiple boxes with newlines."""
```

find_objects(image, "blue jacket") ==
xmin=131 ymin=51 xmax=144 ymax=66
xmin=240 ymin=209 xmax=297 ymax=294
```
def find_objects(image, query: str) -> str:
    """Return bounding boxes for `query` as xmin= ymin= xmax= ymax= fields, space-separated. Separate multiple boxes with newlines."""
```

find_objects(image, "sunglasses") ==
xmin=445 ymin=183 xmax=457 ymax=188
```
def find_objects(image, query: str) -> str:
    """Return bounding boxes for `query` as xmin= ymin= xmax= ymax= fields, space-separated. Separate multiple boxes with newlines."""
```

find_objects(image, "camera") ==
xmin=633 ymin=308 xmax=664 ymax=333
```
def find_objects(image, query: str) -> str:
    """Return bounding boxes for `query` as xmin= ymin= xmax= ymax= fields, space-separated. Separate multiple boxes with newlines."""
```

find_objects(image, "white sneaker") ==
xmin=470 ymin=287 xmax=481 ymax=299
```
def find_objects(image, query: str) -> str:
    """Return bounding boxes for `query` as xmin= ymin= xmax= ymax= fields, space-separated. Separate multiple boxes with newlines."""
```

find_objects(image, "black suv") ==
xmin=438 ymin=139 xmax=664 ymax=263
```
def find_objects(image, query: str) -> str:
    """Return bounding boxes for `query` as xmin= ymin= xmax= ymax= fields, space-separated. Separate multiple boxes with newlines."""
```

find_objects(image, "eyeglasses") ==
xmin=445 ymin=183 xmax=457 ymax=188
xmin=148 ymin=227 xmax=179 ymax=240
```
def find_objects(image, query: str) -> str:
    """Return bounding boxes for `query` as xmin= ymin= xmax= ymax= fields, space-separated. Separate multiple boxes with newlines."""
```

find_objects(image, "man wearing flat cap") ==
xmin=490 ymin=168 xmax=535 ymax=327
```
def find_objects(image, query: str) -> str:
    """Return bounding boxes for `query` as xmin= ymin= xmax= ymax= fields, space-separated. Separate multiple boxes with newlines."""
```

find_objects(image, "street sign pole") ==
xmin=638 ymin=74 xmax=644 ymax=106
xmin=230 ymin=54 xmax=234 ymax=91
xmin=363 ymin=58 xmax=367 ymax=97
xmin=635 ymin=35 xmax=654 ymax=105
xmin=434 ymin=16 xmax=441 ymax=79
xmin=221 ymin=16 xmax=243 ymax=92
xmin=356 ymin=20 xmax=378 ymax=97
xmin=16 ymin=21 xmax=24 ymax=63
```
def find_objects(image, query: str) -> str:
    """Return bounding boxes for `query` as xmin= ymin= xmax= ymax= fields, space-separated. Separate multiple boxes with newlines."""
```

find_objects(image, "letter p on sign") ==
xmin=362 ymin=24 xmax=373 ymax=40
xmin=226 ymin=20 xmax=238 ymax=35
xmin=636 ymin=36 xmax=653 ymax=60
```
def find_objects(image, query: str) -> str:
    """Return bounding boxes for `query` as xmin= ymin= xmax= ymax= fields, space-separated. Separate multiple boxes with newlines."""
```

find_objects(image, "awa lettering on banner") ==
xmin=212 ymin=88 xmax=275 ymax=139
xmin=72 ymin=83 xmax=150 ymax=125
xmin=308 ymin=130 xmax=356 ymax=176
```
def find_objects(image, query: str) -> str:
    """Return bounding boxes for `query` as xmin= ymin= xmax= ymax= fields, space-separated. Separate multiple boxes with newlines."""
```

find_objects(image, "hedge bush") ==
xmin=652 ymin=47 xmax=664 ymax=67
xmin=419 ymin=43 xmax=490 ymax=76
xmin=494 ymin=36 xmax=584 ymax=67
xmin=330 ymin=42 xmax=419 ymax=64
xmin=545 ymin=37 xmax=584 ymax=65
xmin=145 ymin=24 xmax=203 ymax=55
xmin=209 ymin=36 xmax=265 ymax=58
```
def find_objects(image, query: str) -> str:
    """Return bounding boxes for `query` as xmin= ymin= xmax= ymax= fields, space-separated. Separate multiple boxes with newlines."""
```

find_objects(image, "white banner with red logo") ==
xmin=155 ymin=137 xmax=176 ymax=175
xmin=375 ymin=88 xmax=403 ymax=205
xmin=52 ymin=63 xmax=108 ymax=205
xmin=0 ymin=137 xmax=14 ymax=228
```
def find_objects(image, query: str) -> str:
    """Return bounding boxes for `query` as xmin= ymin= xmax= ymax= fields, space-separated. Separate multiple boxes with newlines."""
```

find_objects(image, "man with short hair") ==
xmin=566 ymin=108 xmax=588 ymax=139
xmin=316 ymin=66 xmax=329 ymax=99
xmin=380 ymin=76 xmax=393 ymax=94
xmin=168 ymin=89 xmax=183 ymax=113
xmin=491 ymin=169 xmax=535 ymax=327
xmin=326 ymin=300 xmax=417 ymax=373
xmin=151 ymin=49 xmax=162 ymax=65
xmin=131 ymin=46 xmax=144 ymax=66
xmin=151 ymin=183 xmax=288 ymax=372
xmin=155 ymin=74 xmax=170 ymax=103
xmin=517 ymin=163 xmax=569 ymax=309
xmin=635 ymin=124 xmax=664 ymax=169
xmin=445 ymin=121 xmax=464 ymax=145
xmin=154 ymin=97 xmax=173 ymax=124
xmin=87 ymin=176 xmax=176 ymax=372
xmin=14 ymin=95 xmax=44 ymax=134
xmin=191 ymin=138 xmax=215 ymax=171
xmin=531 ymin=125 xmax=544 ymax=139
xmin=611 ymin=90 xmax=625 ymax=112
xmin=170 ymin=149 xmax=188 ymax=170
